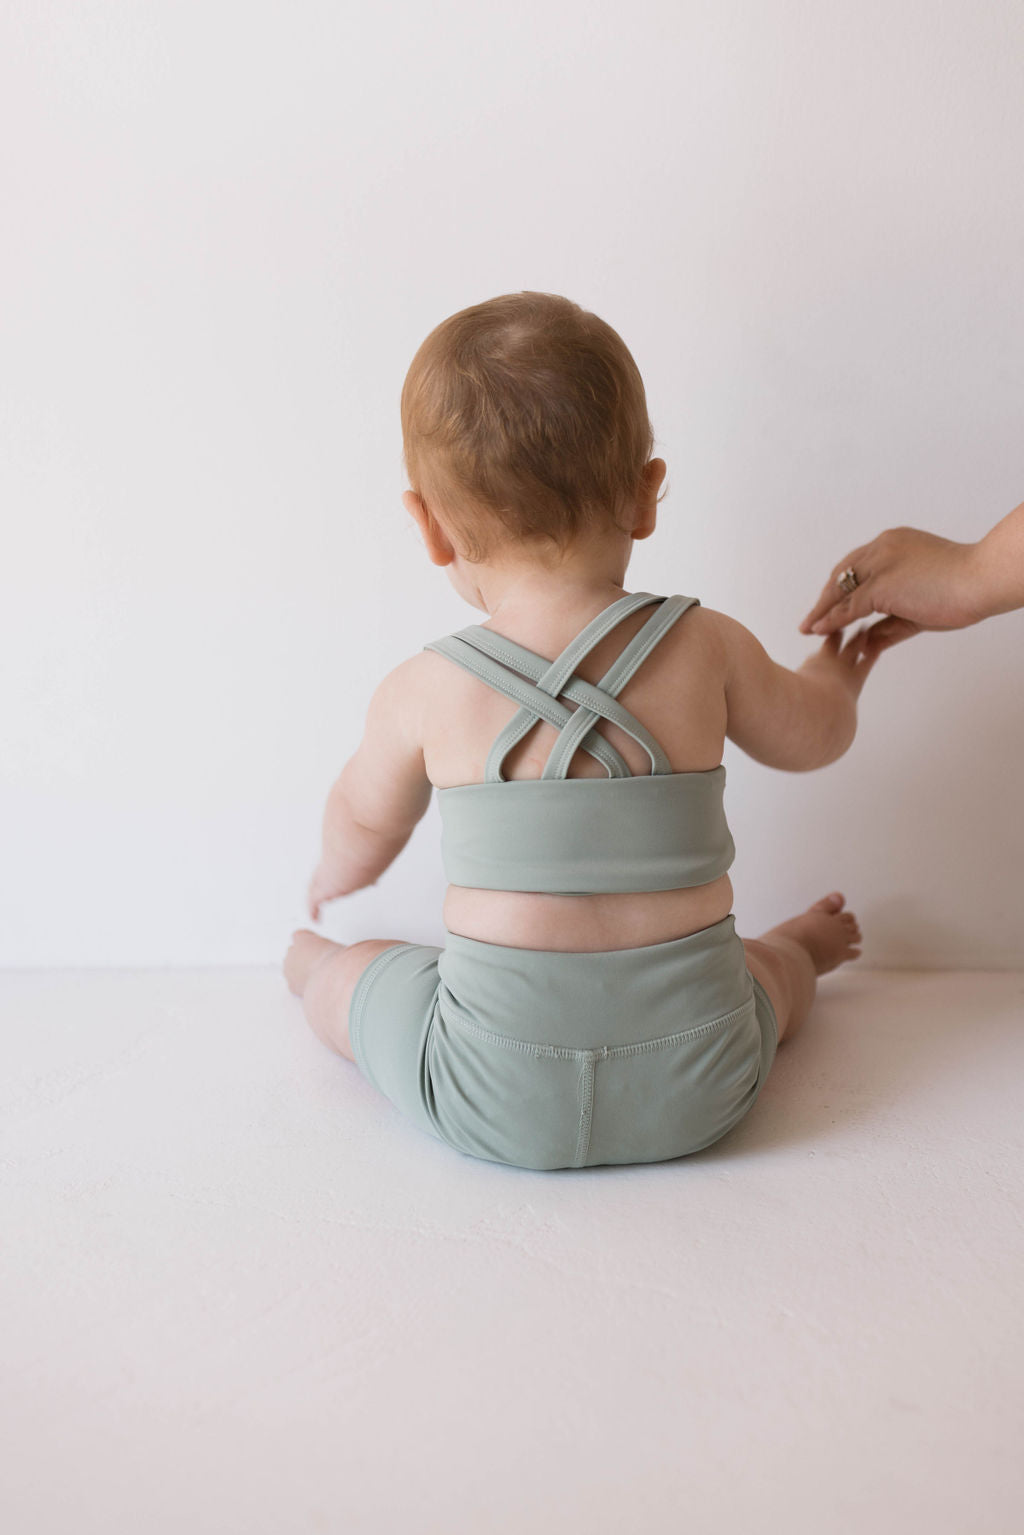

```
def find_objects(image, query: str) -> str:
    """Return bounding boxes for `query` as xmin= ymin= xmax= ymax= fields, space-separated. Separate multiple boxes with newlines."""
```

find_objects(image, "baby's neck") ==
xmin=468 ymin=536 xmax=634 ymax=625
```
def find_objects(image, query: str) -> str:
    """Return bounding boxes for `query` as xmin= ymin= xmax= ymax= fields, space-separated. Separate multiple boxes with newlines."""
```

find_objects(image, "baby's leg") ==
xmin=743 ymin=892 xmax=862 ymax=1043
xmin=283 ymin=930 xmax=407 ymax=1061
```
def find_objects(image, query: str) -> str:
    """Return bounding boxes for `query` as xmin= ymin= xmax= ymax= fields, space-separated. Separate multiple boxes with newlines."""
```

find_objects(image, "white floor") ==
xmin=2 ymin=966 xmax=1022 ymax=1535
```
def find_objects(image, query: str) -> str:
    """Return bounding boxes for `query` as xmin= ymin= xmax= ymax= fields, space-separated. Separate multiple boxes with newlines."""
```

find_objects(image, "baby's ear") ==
xmin=646 ymin=457 xmax=668 ymax=491
xmin=404 ymin=491 xmax=455 ymax=567
xmin=630 ymin=459 xmax=665 ymax=539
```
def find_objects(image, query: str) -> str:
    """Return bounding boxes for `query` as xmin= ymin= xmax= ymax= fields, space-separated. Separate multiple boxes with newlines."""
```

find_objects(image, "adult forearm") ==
xmin=319 ymin=777 xmax=409 ymax=893
xmin=970 ymin=500 xmax=1024 ymax=620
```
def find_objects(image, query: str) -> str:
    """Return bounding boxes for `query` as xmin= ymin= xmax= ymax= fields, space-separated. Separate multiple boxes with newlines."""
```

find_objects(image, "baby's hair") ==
xmin=401 ymin=291 xmax=659 ymax=563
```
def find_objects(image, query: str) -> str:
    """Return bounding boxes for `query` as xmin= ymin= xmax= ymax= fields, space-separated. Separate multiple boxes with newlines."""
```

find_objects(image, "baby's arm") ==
xmin=710 ymin=611 xmax=880 ymax=770
xmin=308 ymin=658 xmax=433 ymax=921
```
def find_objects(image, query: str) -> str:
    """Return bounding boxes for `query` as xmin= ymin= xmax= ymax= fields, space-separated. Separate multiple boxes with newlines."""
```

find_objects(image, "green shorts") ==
xmin=349 ymin=913 xmax=777 ymax=1171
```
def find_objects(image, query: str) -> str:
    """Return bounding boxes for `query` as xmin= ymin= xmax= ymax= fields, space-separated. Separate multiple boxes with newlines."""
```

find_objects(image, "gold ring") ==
xmin=837 ymin=567 xmax=859 ymax=595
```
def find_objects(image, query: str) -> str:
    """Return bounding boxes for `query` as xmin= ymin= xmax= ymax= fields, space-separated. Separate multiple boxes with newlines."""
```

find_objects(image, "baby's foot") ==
xmin=283 ymin=928 xmax=344 ymax=997
xmin=763 ymin=892 xmax=862 ymax=975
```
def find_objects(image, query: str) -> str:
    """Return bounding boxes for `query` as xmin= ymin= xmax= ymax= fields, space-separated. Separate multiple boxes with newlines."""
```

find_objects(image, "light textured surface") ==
xmin=2 ymin=966 xmax=1023 ymax=1533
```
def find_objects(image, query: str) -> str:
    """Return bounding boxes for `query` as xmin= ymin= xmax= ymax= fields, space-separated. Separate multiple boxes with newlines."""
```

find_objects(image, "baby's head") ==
xmin=401 ymin=292 xmax=666 ymax=596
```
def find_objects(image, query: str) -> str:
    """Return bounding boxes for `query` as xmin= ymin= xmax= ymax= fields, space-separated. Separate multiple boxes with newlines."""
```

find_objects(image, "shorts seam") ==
xmin=349 ymin=942 xmax=419 ymax=1078
xmin=437 ymin=993 xmax=755 ymax=1059
xmin=574 ymin=1056 xmax=596 ymax=1166
xmin=603 ymin=997 xmax=755 ymax=1059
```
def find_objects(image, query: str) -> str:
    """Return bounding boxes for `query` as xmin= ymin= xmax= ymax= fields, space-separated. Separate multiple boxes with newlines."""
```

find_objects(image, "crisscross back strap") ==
xmin=539 ymin=593 xmax=697 ymax=779
xmin=424 ymin=634 xmax=634 ymax=778
xmin=424 ymin=592 xmax=699 ymax=782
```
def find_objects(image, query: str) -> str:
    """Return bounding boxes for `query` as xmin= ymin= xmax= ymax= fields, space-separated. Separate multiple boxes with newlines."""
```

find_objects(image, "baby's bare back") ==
xmin=419 ymin=598 xmax=736 ymax=952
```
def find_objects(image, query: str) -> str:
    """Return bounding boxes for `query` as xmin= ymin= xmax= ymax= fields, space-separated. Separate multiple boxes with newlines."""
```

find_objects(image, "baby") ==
xmin=284 ymin=291 xmax=877 ymax=1170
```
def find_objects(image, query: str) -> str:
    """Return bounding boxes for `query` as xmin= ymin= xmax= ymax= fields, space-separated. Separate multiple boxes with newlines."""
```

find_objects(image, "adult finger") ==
xmin=806 ymin=581 xmax=880 ymax=635
xmin=862 ymin=615 xmax=921 ymax=654
xmin=798 ymin=542 xmax=873 ymax=633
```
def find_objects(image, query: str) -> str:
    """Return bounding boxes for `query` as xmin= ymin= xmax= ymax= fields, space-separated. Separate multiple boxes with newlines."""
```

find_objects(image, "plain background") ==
xmin=2 ymin=0 xmax=1022 ymax=969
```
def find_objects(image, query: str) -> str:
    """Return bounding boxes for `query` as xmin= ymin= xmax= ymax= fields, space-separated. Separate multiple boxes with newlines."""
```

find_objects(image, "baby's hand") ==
xmin=307 ymin=858 xmax=351 ymax=924
xmin=800 ymin=626 xmax=882 ymax=703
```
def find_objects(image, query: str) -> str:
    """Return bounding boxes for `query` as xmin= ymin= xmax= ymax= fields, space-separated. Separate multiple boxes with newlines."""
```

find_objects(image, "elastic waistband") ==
xmin=442 ymin=912 xmax=737 ymax=961
xmin=437 ymin=914 xmax=754 ymax=1050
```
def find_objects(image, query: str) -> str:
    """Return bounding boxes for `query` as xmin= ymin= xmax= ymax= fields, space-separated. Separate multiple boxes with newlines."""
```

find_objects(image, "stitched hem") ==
xmin=437 ymin=993 xmax=756 ymax=1060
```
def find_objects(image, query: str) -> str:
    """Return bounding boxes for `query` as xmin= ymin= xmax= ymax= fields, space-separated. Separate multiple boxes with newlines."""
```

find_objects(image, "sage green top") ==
xmin=423 ymin=591 xmax=735 ymax=895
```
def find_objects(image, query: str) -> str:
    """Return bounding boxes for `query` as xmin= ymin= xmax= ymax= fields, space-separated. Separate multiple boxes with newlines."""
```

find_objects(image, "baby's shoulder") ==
xmin=372 ymin=645 xmax=470 ymax=724
xmin=359 ymin=650 xmax=439 ymax=742
xmin=671 ymin=601 xmax=731 ymax=668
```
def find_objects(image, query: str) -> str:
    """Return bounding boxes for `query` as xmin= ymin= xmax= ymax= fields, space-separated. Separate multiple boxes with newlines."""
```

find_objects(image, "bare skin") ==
xmin=283 ymin=891 xmax=862 ymax=1062
xmin=288 ymin=458 xmax=877 ymax=1068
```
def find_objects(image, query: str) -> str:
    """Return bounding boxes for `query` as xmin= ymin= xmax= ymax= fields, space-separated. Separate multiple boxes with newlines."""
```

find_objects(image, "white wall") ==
xmin=2 ymin=0 xmax=1022 ymax=969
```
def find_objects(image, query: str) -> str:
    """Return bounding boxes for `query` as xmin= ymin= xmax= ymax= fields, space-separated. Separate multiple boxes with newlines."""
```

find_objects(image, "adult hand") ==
xmin=798 ymin=527 xmax=985 ymax=651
